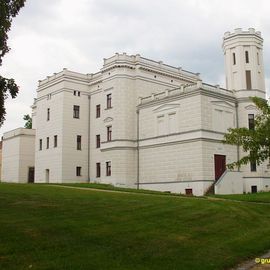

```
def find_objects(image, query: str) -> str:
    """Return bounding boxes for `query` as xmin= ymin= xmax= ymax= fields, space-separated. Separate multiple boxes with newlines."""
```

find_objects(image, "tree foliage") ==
xmin=23 ymin=113 xmax=32 ymax=129
xmin=0 ymin=0 xmax=26 ymax=127
xmin=223 ymin=96 xmax=270 ymax=169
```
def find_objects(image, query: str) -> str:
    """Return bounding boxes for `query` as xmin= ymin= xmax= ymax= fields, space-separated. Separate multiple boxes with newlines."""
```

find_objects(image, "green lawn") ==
xmin=212 ymin=191 xmax=270 ymax=203
xmin=1 ymin=183 xmax=270 ymax=270
xmin=54 ymin=182 xmax=181 ymax=196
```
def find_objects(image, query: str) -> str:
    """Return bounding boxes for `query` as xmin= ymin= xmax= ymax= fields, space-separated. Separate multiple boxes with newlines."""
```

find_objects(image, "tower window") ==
xmin=47 ymin=108 xmax=50 ymax=121
xmin=39 ymin=139 xmax=42 ymax=150
xmin=248 ymin=114 xmax=255 ymax=130
xmin=233 ymin=53 xmax=236 ymax=65
xmin=245 ymin=70 xmax=252 ymax=90
xmin=77 ymin=135 xmax=82 ymax=150
xmin=257 ymin=52 xmax=260 ymax=65
xmin=46 ymin=137 xmax=49 ymax=149
xmin=54 ymin=135 xmax=58 ymax=148
xmin=245 ymin=51 xmax=249 ymax=63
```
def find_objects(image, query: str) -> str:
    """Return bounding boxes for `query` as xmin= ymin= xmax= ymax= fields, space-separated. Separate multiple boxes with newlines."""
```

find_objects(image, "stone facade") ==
xmin=2 ymin=28 xmax=270 ymax=195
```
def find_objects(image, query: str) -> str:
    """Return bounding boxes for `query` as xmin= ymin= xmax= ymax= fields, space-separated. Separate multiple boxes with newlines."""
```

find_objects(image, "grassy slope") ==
xmin=53 ymin=183 xmax=178 ymax=196
xmin=212 ymin=192 xmax=270 ymax=203
xmin=0 ymin=184 xmax=270 ymax=270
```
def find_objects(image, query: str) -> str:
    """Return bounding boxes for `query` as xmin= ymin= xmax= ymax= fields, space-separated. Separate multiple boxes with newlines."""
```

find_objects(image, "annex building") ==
xmin=2 ymin=28 xmax=270 ymax=196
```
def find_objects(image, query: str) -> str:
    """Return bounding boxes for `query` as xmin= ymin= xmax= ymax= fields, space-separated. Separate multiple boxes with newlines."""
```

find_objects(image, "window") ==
xmin=77 ymin=135 xmax=82 ymax=150
xmin=157 ymin=115 xmax=165 ymax=136
xmin=78 ymin=91 xmax=80 ymax=96
xmin=185 ymin=189 xmax=193 ymax=195
xmin=250 ymin=151 xmax=257 ymax=172
xmin=257 ymin=52 xmax=260 ymax=65
xmin=54 ymin=135 xmax=57 ymax=148
xmin=96 ymin=163 xmax=101 ymax=178
xmin=248 ymin=114 xmax=255 ymax=130
xmin=106 ymin=161 xmax=111 ymax=176
xmin=76 ymin=166 xmax=81 ymax=176
xmin=47 ymin=94 xmax=52 ymax=100
xmin=39 ymin=139 xmax=42 ymax=150
xmin=107 ymin=126 xmax=112 ymax=141
xmin=250 ymin=161 xmax=257 ymax=172
xmin=96 ymin=104 xmax=101 ymax=118
xmin=245 ymin=51 xmax=249 ymax=63
xmin=246 ymin=70 xmax=252 ymax=89
xmin=233 ymin=53 xmax=236 ymax=65
xmin=168 ymin=113 xmax=176 ymax=134
xmin=73 ymin=105 xmax=80 ymax=118
xmin=106 ymin=94 xmax=112 ymax=109
xmin=96 ymin=135 xmax=100 ymax=148
xmin=47 ymin=108 xmax=50 ymax=121
xmin=73 ymin=91 xmax=76 ymax=96
xmin=46 ymin=137 xmax=49 ymax=149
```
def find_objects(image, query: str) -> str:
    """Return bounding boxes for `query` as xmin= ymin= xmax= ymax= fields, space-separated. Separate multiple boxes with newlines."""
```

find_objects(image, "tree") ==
xmin=223 ymin=96 xmax=270 ymax=169
xmin=0 ymin=0 xmax=26 ymax=127
xmin=23 ymin=113 xmax=32 ymax=128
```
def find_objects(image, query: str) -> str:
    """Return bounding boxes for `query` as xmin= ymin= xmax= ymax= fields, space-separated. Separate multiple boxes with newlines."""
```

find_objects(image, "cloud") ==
xmin=1 ymin=0 xmax=270 ymax=136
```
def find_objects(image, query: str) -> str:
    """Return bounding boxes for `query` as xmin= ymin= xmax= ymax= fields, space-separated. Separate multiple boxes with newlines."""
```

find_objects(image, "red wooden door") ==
xmin=214 ymin=155 xmax=226 ymax=181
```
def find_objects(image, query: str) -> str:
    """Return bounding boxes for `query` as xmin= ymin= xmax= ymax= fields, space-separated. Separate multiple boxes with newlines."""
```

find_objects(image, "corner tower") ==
xmin=222 ymin=28 xmax=265 ymax=99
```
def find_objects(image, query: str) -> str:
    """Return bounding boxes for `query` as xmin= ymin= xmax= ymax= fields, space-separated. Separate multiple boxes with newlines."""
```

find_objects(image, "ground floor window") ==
xmin=76 ymin=166 xmax=81 ymax=176
xmin=106 ymin=161 xmax=111 ymax=176
xmin=251 ymin=185 xmax=257 ymax=193
xmin=185 ymin=188 xmax=193 ymax=195
xmin=96 ymin=163 xmax=101 ymax=178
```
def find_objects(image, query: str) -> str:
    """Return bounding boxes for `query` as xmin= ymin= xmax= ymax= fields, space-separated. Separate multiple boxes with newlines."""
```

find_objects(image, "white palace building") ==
xmin=2 ymin=28 xmax=270 ymax=196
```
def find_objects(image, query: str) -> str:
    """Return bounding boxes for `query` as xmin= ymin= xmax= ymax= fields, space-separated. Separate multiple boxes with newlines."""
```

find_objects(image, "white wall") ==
xmin=215 ymin=171 xmax=243 ymax=195
xmin=2 ymin=128 xmax=35 ymax=183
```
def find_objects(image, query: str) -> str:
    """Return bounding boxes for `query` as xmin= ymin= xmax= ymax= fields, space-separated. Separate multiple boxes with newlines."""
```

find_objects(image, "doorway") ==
xmin=214 ymin=155 xmax=226 ymax=181
xmin=28 ymin=167 xmax=35 ymax=183
xmin=45 ymin=169 xmax=50 ymax=183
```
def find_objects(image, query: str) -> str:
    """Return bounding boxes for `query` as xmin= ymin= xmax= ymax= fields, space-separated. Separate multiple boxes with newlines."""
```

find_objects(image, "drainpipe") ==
xmin=235 ymin=101 xmax=240 ymax=171
xmin=87 ymin=95 xmax=91 ymax=182
xmin=136 ymin=109 xmax=140 ymax=189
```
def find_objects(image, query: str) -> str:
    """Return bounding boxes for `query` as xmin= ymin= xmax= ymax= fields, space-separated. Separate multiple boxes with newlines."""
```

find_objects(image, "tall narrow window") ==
xmin=96 ymin=135 xmax=100 ymax=148
xmin=96 ymin=163 xmax=101 ymax=178
xmin=78 ymin=91 xmax=80 ymax=96
xmin=248 ymin=114 xmax=255 ymax=130
xmin=77 ymin=135 xmax=82 ymax=150
xmin=257 ymin=52 xmax=260 ymax=65
xmin=96 ymin=104 xmax=101 ymax=118
xmin=47 ymin=108 xmax=50 ymax=121
xmin=73 ymin=105 xmax=80 ymax=118
xmin=54 ymin=135 xmax=58 ymax=148
xmin=107 ymin=126 xmax=112 ymax=141
xmin=246 ymin=70 xmax=252 ymax=89
xmin=245 ymin=51 xmax=249 ymax=63
xmin=73 ymin=91 xmax=76 ymax=96
xmin=106 ymin=161 xmax=111 ymax=176
xmin=46 ymin=137 xmax=49 ymax=149
xmin=39 ymin=139 xmax=42 ymax=150
xmin=76 ymin=166 xmax=81 ymax=176
xmin=233 ymin=53 xmax=236 ymax=65
xmin=250 ymin=151 xmax=257 ymax=172
xmin=106 ymin=94 xmax=112 ymax=109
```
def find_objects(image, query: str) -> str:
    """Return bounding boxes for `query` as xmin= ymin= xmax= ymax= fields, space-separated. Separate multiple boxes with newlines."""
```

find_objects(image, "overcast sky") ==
xmin=1 ymin=0 xmax=270 ymax=136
